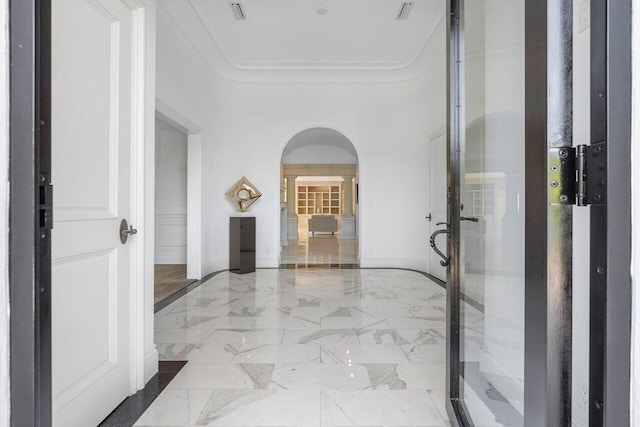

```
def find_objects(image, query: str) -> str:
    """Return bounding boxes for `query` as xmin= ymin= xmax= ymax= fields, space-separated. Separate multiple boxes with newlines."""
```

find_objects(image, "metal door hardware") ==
xmin=119 ymin=219 xmax=138 ymax=244
xmin=460 ymin=216 xmax=479 ymax=222
xmin=430 ymin=222 xmax=450 ymax=267
xmin=549 ymin=142 xmax=607 ymax=206
xmin=39 ymin=174 xmax=53 ymax=231
xmin=425 ymin=214 xmax=432 ymax=222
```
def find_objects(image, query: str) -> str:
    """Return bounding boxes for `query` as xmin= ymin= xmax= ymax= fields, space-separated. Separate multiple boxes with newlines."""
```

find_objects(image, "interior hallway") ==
xmin=280 ymin=235 xmax=359 ymax=266
xmin=137 ymin=268 xmax=448 ymax=426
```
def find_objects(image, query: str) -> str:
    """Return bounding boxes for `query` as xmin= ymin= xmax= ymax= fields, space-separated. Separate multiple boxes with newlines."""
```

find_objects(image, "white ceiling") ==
xmin=157 ymin=0 xmax=446 ymax=82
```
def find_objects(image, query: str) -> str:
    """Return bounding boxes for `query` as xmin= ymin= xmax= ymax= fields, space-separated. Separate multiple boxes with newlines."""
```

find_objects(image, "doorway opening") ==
xmin=154 ymin=102 xmax=203 ymax=305
xmin=154 ymin=117 xmax=194 ymax=302
xmin=279 ymin=128 xmax=359 ymax=266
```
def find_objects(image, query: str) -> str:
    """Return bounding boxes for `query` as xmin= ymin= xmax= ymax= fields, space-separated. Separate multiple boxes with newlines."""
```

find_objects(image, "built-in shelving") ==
xmin=297 ymin=185 xmax=340 ymax=215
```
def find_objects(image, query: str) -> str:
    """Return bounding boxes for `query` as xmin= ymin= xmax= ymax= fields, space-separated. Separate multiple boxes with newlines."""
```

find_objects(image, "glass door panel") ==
xmin=458 ymin=0 xmax=525 ymax=424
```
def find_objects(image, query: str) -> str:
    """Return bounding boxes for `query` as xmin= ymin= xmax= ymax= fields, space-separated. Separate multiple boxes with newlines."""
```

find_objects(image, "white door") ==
xmin=51 ymin=0 xmax=137 ymax=425
xmin=428 ymin=132 xmax=447 ymax=281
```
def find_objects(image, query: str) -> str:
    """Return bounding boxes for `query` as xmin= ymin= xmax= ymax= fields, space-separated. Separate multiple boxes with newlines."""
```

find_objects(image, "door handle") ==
xmin=430 ymin=223 xmax=450 ymax=267
xmin=119 ymin=219 xmax=138 ymax=244
xmin=426 ymin=214 xmax=432 ymax=222
xmin=460 ymin=216 xmax=479 ymax=223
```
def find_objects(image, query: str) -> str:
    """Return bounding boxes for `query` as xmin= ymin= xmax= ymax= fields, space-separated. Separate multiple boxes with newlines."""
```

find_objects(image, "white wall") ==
xmin=156 ymin=17 xmax=447 ymax=274
xmin=282 ymin=144 xmax=357 ymax=164
xmin=0 ymin=0 xmax=9 ymax=423
xmin=572 ymin=0 xmax=591 ymax=424
xmin=154 ymin=119 xmax=188 ymax=264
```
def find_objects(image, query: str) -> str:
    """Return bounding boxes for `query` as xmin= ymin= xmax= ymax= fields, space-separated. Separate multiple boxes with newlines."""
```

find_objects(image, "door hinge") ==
xmin=549 ymin=142 xmax=606 ymax=206
xmin=39 ymin=174 xmax=53 ymax=231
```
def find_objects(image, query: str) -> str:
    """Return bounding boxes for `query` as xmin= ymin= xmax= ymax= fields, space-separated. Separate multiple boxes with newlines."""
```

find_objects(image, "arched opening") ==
xmin=279 ymin=128 xmax=359 ymax=265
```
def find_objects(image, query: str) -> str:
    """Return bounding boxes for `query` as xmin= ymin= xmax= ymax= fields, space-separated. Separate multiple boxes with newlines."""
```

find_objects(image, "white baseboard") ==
xmin=257 ymin=256 xmax=279 ymax=268
xmin=144 ymin=347 xmax=159 ymax=384
xmin=155 ymin=254 xmax=187 ymax=264
xmin=360 ymin=257 xmax=429 ymax=273
xmin=202 ymin=259 xmax=228 ymax=276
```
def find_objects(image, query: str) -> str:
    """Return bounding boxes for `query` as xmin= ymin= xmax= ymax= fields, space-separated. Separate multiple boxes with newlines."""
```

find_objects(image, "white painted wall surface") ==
xmin=156 ymin=18 xmax=447 ymax=274
xmin=0 ymin=0 xmax=9 ymax=423
xmin=155 ymin=119 xmax=188 ymax=264
xmin=282 ymin=144 xmax=357 ymax=165
xmin=631 ymin=0 xmax=640 ymax=421
xmin=571 ymin=0 xmax=591 ymax=424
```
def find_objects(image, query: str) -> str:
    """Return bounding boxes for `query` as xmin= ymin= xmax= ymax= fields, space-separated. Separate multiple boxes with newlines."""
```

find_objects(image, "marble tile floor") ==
xmin=136 ymin=268 xmax=450 ymax=427
xmin=280 ymin=235 xmax=359 ymax=265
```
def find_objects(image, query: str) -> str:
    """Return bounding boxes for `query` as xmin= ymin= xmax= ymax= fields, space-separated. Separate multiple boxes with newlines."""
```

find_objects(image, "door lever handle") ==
xmin=429 ymin=223 xmax=450 ymax=267
xmin=119 ymin=219 xmax=138 ymax=244
xmin=121 ymin=226 xmax=138 ymax=236
xmin=460 ymin=216 xmax=479 ymax=223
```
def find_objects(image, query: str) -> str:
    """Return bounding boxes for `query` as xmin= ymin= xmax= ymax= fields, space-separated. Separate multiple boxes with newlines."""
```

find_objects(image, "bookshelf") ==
xmin=297 ymin=185 xmax=340 ymax=215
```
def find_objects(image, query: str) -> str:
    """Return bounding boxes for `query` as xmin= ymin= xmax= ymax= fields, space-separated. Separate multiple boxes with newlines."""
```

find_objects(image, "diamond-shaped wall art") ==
xmin=225 ymin=176 xmax=262 ymax=212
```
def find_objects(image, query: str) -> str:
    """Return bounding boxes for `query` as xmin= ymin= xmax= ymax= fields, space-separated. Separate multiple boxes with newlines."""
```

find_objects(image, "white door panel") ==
xmin=52 ymin=0 xmax=135 ymax=425
xmin=428 ymin=133 xmax=447 ymax=281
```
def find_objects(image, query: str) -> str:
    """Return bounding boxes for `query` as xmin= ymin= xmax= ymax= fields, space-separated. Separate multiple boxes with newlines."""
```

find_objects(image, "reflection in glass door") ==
xmin=458 ymin=0 xmax=525 ymax=424
xmin=445 ymin=0 xmax=575 ymax=425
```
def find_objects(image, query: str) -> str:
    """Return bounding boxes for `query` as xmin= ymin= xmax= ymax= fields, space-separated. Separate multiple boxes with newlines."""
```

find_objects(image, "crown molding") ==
xmin=157 ymin=1 xmax=447 ymax=85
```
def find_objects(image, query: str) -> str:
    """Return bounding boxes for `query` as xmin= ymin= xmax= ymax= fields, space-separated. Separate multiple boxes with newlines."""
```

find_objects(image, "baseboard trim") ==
xmin=154 ymin=254 xmax=187 ymax=264
xmin=143 ymin=348 xmax=159 ymax=384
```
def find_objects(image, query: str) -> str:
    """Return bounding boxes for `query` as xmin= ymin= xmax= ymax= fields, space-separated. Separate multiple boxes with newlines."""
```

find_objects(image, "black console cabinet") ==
xmin=229 ymin=217 xmax=256 ymax=274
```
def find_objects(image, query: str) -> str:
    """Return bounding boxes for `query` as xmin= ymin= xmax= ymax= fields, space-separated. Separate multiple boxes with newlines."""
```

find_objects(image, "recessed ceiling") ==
xmin=157 ymin=0 xmax=446 ymax=82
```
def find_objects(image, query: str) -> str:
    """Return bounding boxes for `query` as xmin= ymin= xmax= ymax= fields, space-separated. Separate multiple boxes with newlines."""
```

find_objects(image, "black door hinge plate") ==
xmin=549 ymin=142 xmax=606 ymax=206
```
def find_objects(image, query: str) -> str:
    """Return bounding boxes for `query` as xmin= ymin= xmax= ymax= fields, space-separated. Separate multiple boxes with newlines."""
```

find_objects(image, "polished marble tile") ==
xmin=197 ymin=389 xmax=321 ymax=426
xmin=282 ymin=329 xmax=359 ymax=345
xmin=230 ymin=344 xmax=320 ymax=364
xmin=133 ymin=389 xmax=211 ymax=426
xmin=157 ymin=343 xmax=235 ymax=362
xmin=270 ymin=364 xmax=371 ymax=390
xmin=357 ymin=329 xmax=445 ymax=345
xmin=154 ymin=328 xmax=213 ymax=344
xmin=321 ymin=390 xmax=447 ymax=426
xmin=321 ymin=344 xmax=409 ymax=364
xmin=401 ymin=343 xmax=447 ymax=364
xmin=254 ymin=316 xmax=320 ymax=329
xmin=206 ymin=329 xmax=285 ymax=345
xmin=320 ymin=317 xmax=388 ymax=330
xmin=167 ymin=363 xmax=274 ymax=389
xmin=138 ymin=269 xmax=450 ymax=426
xmin=365 ymin=364 xmax=446 ymax=390
xmin=280 ymin=234 xmax=358 ymax=266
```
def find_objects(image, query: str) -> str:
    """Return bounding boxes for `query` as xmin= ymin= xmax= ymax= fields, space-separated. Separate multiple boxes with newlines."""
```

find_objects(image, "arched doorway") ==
xmin=279 ymin=128 xmax=359 ymax=265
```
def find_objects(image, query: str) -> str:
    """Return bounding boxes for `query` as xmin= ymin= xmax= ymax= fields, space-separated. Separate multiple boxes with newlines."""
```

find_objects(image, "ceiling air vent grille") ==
xmin=396 ymin=2 xmax=414 ymax=20
xmin=230 ymin=3 xmax=246 ymax=20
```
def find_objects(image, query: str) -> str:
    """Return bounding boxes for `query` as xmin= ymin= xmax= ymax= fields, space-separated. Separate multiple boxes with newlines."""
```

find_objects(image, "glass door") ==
xmin=444 ymin=0 xmax=573 ymax=425
xmin=458 ymin=0 xmax=525 ymax=424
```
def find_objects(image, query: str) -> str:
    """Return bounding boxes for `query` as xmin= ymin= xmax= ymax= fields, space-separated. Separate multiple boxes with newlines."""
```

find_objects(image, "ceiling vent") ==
xmin=396 ymin=2 xmax=414 ymax=20
xmin=230 ymin=3 xmax=246 ymax=20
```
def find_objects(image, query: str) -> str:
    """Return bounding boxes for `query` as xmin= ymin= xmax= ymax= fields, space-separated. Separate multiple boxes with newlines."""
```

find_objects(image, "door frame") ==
xmin=9 ymin=0 xmax=52 ymax=425
xmin=155 ymin=99 xmax=203 ymax=280
xmin=590 ymin=0 xmax=632 ymax=425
